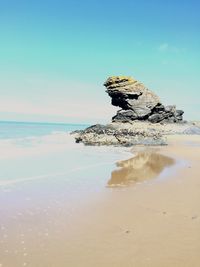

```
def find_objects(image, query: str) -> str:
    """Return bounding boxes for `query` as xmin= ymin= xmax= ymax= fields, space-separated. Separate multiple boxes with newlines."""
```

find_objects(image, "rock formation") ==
xmin=104 ymin=76 xmax=184 ymax=123
xmin=73 ymin=124 xmax=167 ymax=146
xmin=72 ymin=75 xmax=200 ymax=146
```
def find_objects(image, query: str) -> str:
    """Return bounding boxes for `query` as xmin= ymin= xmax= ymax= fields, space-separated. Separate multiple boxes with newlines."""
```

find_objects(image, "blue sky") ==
xmin=0 ymin=0 xmax=199 ymax=123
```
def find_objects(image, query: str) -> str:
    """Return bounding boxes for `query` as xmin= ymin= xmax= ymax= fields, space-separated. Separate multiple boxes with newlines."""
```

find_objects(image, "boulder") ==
xmin=71 ymin=75 xmax=189 ymax=147
xmin=104 ymin=76 xmax=160 ymax=119
xmin=104 ymin=76 xmax=184 ymax=123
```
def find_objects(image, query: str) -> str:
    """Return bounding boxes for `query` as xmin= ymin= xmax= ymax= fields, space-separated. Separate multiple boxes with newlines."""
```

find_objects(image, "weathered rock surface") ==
xmin=72 ymin=121 xmax=200 ymax=146
xmin=73 ymin=123 xmax=167 ymax=146
xmin=104 ymin=76 xmax=184 ymax=123
xmin=72 ymin=75 xmax=200 ymax=146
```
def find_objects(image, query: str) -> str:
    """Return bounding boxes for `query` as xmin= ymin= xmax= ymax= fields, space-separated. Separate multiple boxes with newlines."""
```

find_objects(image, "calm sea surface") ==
xmin=0 ymin=121 xmax=129 ymax=185
xmin=0 ymin=121 xmax=89 ymax=139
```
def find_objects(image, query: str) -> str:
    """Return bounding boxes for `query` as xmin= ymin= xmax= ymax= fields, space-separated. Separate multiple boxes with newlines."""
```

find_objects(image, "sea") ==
xmin=0 ymin=120 xmax=88 ymax=140
xmin=0 ymin=120 xmax=130 ymax=187
xmin=0 ymin=121 xmax=175 ymax=266
xmin=0 ymin=121 xmax=130 ymax=266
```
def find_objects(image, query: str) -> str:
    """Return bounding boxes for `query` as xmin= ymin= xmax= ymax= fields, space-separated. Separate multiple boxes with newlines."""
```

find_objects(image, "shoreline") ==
xmin=62 ymin=135 xmax=200 ymax=267
xmin=0 ymin=134 xmax=200 ymax=267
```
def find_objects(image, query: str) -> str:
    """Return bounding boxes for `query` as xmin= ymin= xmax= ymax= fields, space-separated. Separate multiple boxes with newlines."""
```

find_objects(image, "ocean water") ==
xmin=0 ymin=121 xmax=176 ymax=267
xmin=0 ymin=120 xmax=132 ymax=266
xmin=0 ymin=121 xmax=130 ymax=184
xmin=0 ymin=120 xmax=88 ymax=139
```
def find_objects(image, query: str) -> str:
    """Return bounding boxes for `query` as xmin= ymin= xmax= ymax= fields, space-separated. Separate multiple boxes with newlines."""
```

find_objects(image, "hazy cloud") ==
xmin=158 ymin=43 xmax=185 ymax=53
xmin=158 ymin=43 xmax=169 ymax=52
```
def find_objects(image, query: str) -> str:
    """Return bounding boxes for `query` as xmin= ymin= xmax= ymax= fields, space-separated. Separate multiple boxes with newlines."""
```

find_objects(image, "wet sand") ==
xmin=0 ymin=135 xmax=200 ymax=267
xmin=107 ymin=150 xmax=175 ymax=187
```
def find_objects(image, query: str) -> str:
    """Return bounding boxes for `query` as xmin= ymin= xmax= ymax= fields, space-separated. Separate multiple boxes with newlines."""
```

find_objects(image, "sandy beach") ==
xmin=1 ymin=0 xmax=199 ymax=266
xmin=0 ymin=135 xmax=200 ymax=267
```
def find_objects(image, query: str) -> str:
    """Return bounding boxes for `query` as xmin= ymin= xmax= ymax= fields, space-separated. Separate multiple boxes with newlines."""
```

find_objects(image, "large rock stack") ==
xmin=72 ymin=75 xmax=193 ymax=146
xmin=104 ymin=76 xmax=184 ymax=123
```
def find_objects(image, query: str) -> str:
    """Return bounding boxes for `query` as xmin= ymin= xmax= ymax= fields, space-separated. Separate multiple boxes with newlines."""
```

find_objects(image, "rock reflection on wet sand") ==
xmin=108 ymin=151 xmax=175 ymax=187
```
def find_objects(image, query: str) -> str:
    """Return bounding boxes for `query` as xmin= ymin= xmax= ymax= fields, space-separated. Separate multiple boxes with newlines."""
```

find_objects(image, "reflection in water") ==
xmin=108 ymin=151 xmax=175 ymax=187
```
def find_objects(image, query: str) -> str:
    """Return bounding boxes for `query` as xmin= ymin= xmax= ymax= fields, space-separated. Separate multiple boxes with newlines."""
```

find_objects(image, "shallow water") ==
xmin=0 ymin=128 xmax=132 ymax=266
xmin=108 ymin=151 xmax=175 ymax=187
xmin=0 ymin=121 xmax=88 ymax=139
xmin=0 ymin=122 xmax=177 ymax=267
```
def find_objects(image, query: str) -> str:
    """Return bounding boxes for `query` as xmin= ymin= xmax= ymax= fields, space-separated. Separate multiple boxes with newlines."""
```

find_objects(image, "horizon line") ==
xmin=0 ymin=119 xmax=90 ymax=126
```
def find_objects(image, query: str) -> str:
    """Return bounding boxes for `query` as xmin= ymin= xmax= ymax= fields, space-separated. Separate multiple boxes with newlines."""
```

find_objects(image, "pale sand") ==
xmin=1 ymin=135 xmax=200 ymax=267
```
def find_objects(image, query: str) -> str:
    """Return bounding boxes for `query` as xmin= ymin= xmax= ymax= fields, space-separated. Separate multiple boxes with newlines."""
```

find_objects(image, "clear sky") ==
xmin=0 ymin=0 xmax=199 ymax=123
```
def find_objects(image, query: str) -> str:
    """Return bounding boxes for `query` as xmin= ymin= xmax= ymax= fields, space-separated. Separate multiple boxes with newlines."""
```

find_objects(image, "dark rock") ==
xmin=104 ymin=76 xmax=185 ymax=124
xmin=71 ymin=75 xmax=190 ymax=147
xmin=104 ymin=76 xmax=160 ymax=118
xmin=148 ymin=114 xmax=165 ymax=123
xmin=112 ymin=110 xmax=138 ymax=122
xmin=72 ymin=123 xmax=167 ymax=146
